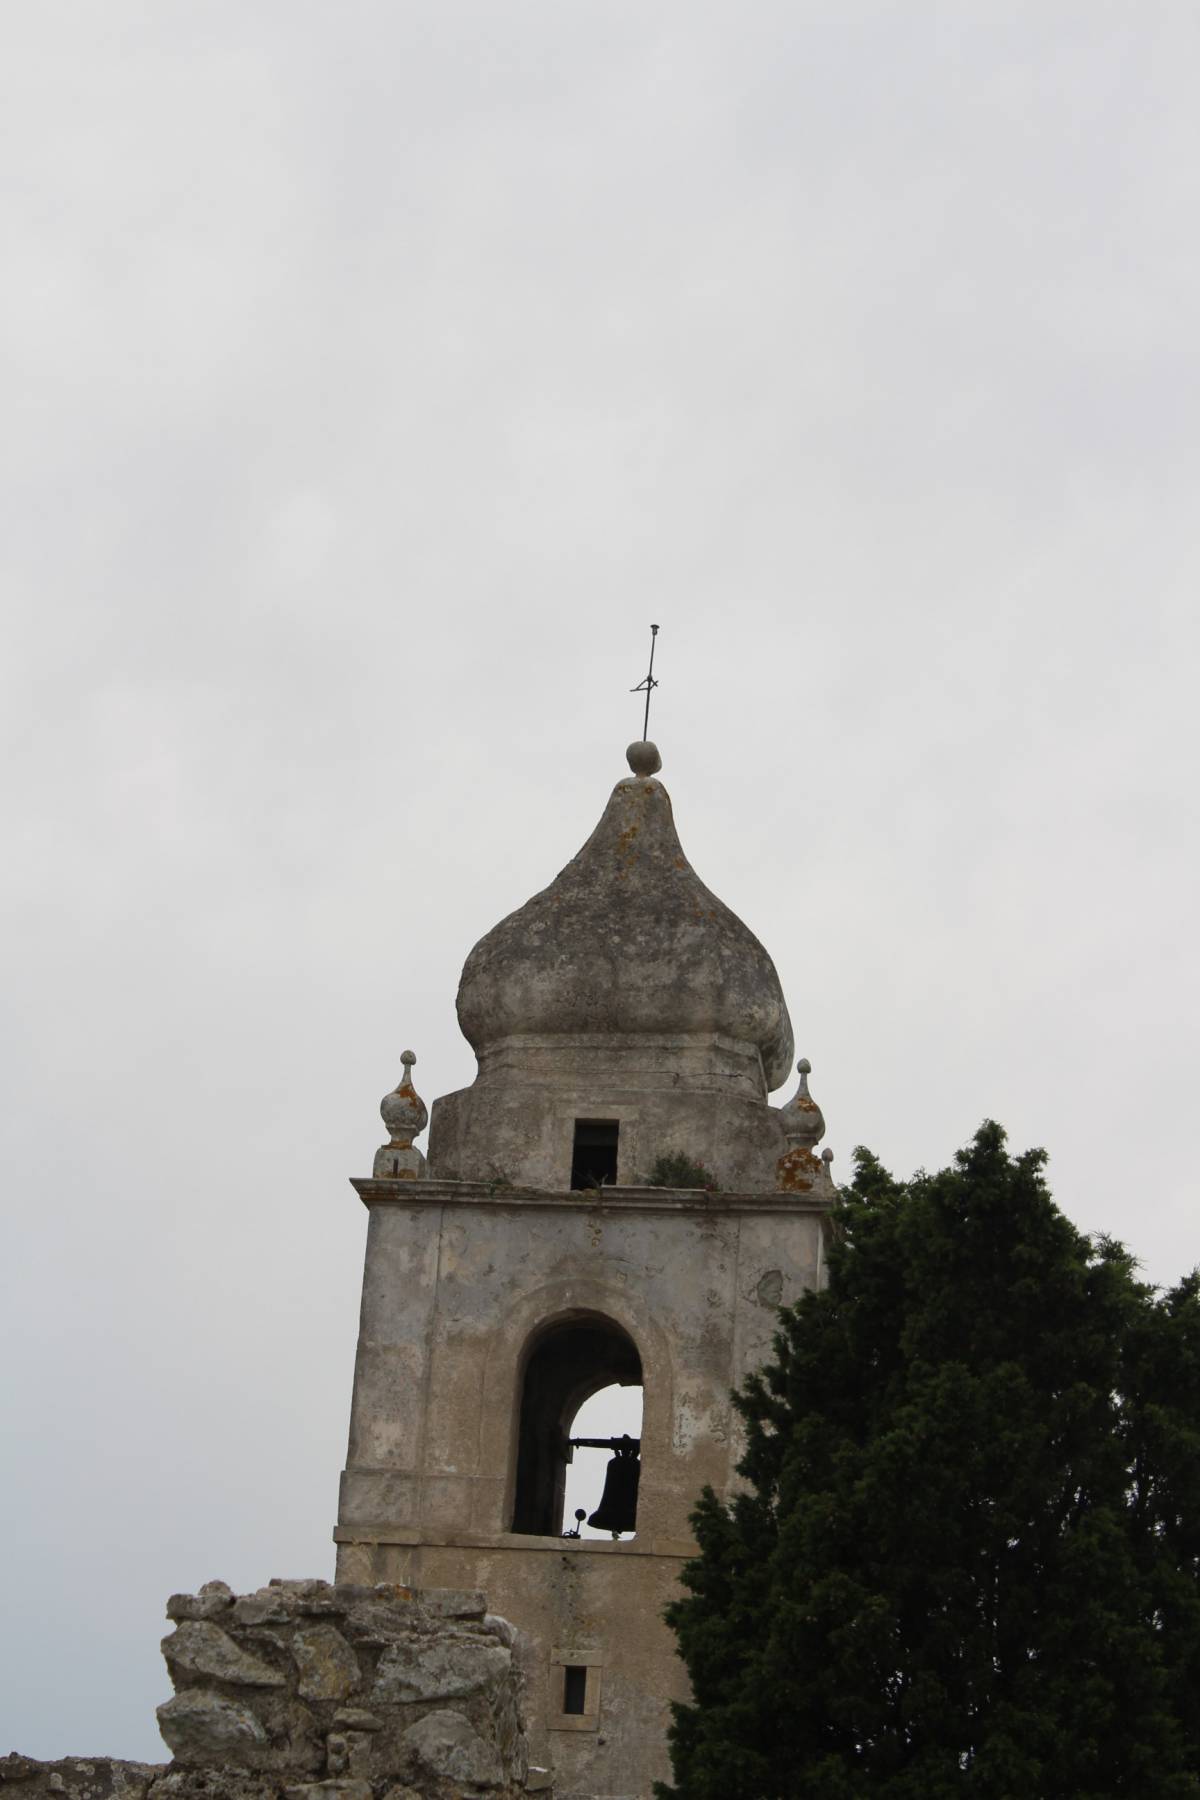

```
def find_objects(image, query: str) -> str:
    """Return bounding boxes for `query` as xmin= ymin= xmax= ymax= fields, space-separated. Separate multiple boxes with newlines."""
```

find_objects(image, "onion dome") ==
xmin=456 ymin=746 xmax=794 ymax=1091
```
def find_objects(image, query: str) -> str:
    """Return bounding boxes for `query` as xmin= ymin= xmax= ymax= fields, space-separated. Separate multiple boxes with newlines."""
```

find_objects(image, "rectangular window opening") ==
xmin=562 ymin=1665 xmax=588 ymax=1716
xmin=571 ymin=1119 xmax=619 ymax=1191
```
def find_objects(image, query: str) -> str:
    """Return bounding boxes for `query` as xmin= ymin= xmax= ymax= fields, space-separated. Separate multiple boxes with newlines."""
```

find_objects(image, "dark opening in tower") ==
xmin=562 ymin=1666 xmax=588 ymax=1715
xmin=571 ymin=1119 xmax=619 ymax=1190
xmin=510 ymin=1313 xmax=642 ymax=1537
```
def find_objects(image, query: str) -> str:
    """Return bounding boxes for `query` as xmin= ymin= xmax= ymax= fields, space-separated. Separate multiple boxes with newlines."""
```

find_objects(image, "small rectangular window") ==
xmin=571 ymin=1119 xmax=619 ymax=1191
xmin=563 ymin=1665 xmax=588 ymax=1715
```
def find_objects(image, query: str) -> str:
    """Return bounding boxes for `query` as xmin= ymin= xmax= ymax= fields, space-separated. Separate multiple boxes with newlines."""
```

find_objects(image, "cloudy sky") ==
xmin=4 ymin=0 xmax=1199 ymax=1763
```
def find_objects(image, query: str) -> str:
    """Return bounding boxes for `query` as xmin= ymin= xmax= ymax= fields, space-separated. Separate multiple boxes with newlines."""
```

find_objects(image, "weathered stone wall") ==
xmin=3 ymin=1580 xmax=537 ymax=1800
xmin=0 ymin=1759 xmax=161 ymax=1800
xmin=337 ymin=1182 xmax=827 ymax=1796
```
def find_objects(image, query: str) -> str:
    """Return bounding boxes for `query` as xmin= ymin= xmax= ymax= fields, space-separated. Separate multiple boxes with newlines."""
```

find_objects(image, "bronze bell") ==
xmin=586 ymin=1434 xmax=641 ymax=1536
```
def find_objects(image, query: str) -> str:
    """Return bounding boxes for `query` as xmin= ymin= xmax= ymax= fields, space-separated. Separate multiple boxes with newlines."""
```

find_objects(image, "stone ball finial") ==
xmin=626 ymin=739 xmax=662 ymax=777
xmin=821 ymin=1147 xmax=834 ymax=1166
xmin=380 ymin=1050 xmax=428 ymax=1147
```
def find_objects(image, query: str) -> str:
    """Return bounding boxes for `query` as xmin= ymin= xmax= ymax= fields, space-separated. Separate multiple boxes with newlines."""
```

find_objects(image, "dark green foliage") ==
xmin=646 ymin=1152 xmax=719 ymax=1191
xmin=660 ymin=1122 xmax=1200 ymax=1799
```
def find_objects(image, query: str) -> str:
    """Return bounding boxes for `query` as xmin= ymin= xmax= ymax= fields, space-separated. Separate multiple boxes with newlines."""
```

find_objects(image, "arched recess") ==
xmin=510 ymin=1312 xmax=642 ymax=1536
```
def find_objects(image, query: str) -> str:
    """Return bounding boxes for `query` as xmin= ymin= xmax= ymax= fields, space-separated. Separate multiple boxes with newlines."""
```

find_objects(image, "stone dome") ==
xmin=456 ymin=757 xmax=794 ymax=1092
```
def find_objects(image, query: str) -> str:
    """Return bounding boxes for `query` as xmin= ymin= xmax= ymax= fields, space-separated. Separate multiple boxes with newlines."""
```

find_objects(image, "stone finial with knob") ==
xmin=373 ymin=1050 xmax=429 ymax=1180
xmin=776 ymin=1057 xmax=837 ymax=1199
xmin=778 ymin=1056 xmax=826 ymax=1149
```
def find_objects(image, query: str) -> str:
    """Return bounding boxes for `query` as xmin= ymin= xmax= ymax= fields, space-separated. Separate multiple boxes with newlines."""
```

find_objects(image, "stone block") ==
xmin=165 ymin=1596 xmax=233 ymax=1624
xmin=371 ymin=1637 xmax=511 ymax=1705
xmin=236 ymin=1699 xmax=324 ymax=1775
xmin=402 ymin=1711 xmax=503 ymax=1789
xmin=231 ymin=1589 xmax=296 ymax=1627
xmin=321 ymin=1735 xmax=373 ymax=1781
xmin=337 ymin=1468 xmax=419 ymax=1527
xmin=161 ymin=1624 xmax=286 ymax=1689
xmin=341 ymin=1595 xmax=418 ymax=1645
xmin=372 ymin=1143 xmax=425 ymax=1180
xmin=290 ymin=1626 xmax=361 ymax=1702
xmin=156 ymin=1693 xmax=267 ymax=1767
xmin=165 ymin=1583 xmax=234 ymax=1623
xmin=329 ymin=1711 xmax=381 ymax=1734
xmin=416 ymin=1475 xmax=472 ymax=1530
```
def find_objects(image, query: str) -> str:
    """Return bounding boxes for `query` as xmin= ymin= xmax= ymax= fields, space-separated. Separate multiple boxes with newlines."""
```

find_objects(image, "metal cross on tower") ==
xmin=630 ymin=623 xmax=660 ymax=739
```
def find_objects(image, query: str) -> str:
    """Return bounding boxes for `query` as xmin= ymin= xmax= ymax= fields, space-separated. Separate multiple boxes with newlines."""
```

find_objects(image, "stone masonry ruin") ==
xmin=3 ymin=1579 xmax=539 ymax=1800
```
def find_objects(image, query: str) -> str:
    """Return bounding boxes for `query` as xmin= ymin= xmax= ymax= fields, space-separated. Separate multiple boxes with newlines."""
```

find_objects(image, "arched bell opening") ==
xmin=510 ymin=1313 xmax=643 ymax=1538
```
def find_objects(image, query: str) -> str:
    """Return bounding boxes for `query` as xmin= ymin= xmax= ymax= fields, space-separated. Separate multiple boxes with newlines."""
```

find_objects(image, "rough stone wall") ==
xmin=4 ymin=1580 xmax=536 ymax=1800
xmin=0 ymin=1760 xmax=161 ymax=1800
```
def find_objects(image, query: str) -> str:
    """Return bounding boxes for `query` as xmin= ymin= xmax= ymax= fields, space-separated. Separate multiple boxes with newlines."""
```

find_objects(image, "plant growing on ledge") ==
xmin=645 ymin=1152 xmax=719 ymax=1192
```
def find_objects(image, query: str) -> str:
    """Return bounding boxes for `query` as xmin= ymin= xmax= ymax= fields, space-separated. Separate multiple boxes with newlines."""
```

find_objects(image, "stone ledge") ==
xmin=332 ymin=1525 xmax=699 ymax=1559
xmin=351 ymin=1176 xmax=836 ymax=1216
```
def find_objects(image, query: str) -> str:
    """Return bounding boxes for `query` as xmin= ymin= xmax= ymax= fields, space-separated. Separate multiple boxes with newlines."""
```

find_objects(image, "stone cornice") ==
xmin=350 ymin=1176 xmax=838 ymax=1217
xmin=332 ymin=1522 xmax=699 ymax=1558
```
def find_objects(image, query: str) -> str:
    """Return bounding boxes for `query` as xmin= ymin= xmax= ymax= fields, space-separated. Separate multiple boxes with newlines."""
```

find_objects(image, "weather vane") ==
xmin=630 ymin=623 xmax=660 ymax=740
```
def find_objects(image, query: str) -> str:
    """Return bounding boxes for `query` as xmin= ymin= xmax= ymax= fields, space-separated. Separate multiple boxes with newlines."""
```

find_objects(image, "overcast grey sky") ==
xmin=4 ymin=0 xmax=1199 ymax=1762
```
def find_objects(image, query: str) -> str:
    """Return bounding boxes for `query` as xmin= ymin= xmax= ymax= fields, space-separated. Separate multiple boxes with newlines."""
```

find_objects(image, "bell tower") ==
xmin=334 ymin=742 xmax=838 ymax=1800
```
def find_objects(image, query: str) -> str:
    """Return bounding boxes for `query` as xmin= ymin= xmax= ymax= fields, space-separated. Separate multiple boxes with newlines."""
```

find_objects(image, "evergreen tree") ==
xmin=660 ymin=1122 xmax=1200 ymax=1799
